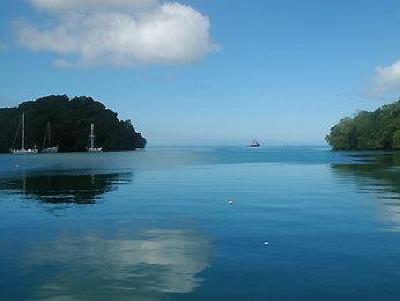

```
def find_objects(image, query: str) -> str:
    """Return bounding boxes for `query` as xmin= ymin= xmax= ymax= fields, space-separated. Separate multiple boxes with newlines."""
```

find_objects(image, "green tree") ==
xmin=0 ymin=95 xmax=146 ymax=153
xmin=393 ymin=130 xmax=400 ymax=150
xmin=326 ymin=100 xmax=400 ymax=150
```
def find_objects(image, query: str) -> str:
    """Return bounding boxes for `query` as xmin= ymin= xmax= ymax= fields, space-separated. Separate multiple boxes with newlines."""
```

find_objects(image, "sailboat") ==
xmin=10 ymin=113 xmax=38 ymax=155
xmin=42 ymin=122 xmax=58 ymax=153
xmin=248 ymin=139 xmax=261 ymax=148
xmin=87 ymin=123 xmax=103 ymax=153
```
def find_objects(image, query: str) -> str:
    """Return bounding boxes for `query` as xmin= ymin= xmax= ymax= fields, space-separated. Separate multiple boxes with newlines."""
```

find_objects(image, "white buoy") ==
xmin=228 ymin=200 xmax=234 ymax=205
xmin=264 ymin=241 xmax=269 ymax=245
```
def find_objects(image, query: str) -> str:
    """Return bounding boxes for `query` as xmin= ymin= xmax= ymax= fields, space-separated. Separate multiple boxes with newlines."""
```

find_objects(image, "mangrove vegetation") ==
xmin=0 ymin=95 xmax=146 ymax=153
xmin=326 ymin=100 xmax=400 ymax=150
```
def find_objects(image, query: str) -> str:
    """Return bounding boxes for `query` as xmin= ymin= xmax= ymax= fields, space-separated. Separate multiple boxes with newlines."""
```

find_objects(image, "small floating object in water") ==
xmin=264 ymin=241 xmax=269 ymax=245
xmin=228 ymin=199 xmax=234 ymax=205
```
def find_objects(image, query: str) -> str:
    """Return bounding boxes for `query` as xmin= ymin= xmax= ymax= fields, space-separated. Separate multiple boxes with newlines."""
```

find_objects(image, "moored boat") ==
xmin=87 ymin=123 xmax=103 ymax=153
xmin=248 ymin=139 xmax=261 ymax=148
xmin=10 ymin=113 xmax=38 ymax=155
xmin=42 ymin=122 xmax=58 ymax=153
xmin=11 ymin=148 xmax=38 ymax=155
xmin=42 ymin=146 xmax=59 ymax=153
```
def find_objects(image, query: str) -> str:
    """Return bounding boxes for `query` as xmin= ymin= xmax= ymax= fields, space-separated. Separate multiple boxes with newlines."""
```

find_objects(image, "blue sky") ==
xmin=1 ymin=0 xmax=400 ymax=145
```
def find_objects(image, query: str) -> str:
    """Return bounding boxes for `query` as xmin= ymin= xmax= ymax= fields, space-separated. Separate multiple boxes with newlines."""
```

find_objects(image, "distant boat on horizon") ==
xmin=248 ymin=139 xmax=261 ymax=148
xmin=87 ymin=123 xmax=103 ymax=153
xmin=42 ymin=122 xmax=58 ymax=153
xmin=10 ymin=113 xmax=38 ymax=155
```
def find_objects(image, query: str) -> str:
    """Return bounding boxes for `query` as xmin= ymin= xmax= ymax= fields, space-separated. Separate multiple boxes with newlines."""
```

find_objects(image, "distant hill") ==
xmin=0 ymin=95 xmax=146 ymax=153
xmin=326 ymin=100 xmax=400 ymax=150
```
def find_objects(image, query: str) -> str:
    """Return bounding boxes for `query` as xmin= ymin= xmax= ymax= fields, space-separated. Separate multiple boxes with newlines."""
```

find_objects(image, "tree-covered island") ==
xmin=0 ymin=95 xmax=146 ymax=153
xmin=326 ymin=100 xmax=400 ymax=150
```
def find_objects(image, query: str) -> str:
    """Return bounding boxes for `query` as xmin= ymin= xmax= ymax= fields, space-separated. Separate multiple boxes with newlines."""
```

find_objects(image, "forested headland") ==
xmin=0 ymin=95 xmax=146 ymax=153
xmin=326 ymin=100 xmax=400 ymax=150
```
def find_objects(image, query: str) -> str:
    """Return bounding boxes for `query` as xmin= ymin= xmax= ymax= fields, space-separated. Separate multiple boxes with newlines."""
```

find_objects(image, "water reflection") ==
xmin=331 ymin=152 xmax=400 ymax=227
xmin=332 ymin=153 xmax=400 ymax=196
xmin=0 ymin=172 xmax=132 ymax=204
xmin=23 ymin=229 xmax=211 ymax=300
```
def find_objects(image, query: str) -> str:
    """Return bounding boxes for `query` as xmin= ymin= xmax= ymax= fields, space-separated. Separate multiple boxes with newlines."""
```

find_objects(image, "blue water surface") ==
xmin=0 ymin=146 xmax=400 ymax=301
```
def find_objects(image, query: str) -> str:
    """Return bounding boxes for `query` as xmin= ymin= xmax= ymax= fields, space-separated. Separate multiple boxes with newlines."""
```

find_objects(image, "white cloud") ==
xmin=16 ymin=1 xmax=218 ymax=67
xmin=371 ymin=60 xmax=400 ymax=96
xmin=29 ymin=0 xmax=159 ymax=12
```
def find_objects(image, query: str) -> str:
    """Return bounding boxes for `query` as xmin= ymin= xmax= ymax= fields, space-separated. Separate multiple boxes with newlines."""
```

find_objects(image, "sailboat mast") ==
xmin=48 ymin=122 xmax=51 ymax=146
xmin=21 ymin=113 xmax=25 ymax=150
xmin=90 ymin=123 xmax=95 ymax=149
xmin=42 ymin=123 xmax=47 ymax=148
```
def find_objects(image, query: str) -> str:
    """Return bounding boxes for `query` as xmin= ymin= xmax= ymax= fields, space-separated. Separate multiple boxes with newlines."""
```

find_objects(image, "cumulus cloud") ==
xmin=29 ymin=0 xmax=159 ymax=12
xmin=16 ymin=0 xmax=218 ymax=67
xmin=371 ymin=60 xmax=400 ymax=96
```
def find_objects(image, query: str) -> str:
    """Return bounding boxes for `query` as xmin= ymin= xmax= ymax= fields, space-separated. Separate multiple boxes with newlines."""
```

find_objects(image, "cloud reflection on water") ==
xmin=23 ymin=229 xmax=211 ymax=300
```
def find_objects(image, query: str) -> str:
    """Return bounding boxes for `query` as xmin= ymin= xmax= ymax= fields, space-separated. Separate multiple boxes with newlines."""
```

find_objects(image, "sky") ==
xmin=1 ymin=0 xmax=400 ymax=146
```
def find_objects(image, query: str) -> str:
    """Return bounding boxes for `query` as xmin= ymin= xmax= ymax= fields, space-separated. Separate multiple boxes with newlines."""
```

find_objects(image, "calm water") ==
xmin=1 ymin=147 xmax=400 ymax=300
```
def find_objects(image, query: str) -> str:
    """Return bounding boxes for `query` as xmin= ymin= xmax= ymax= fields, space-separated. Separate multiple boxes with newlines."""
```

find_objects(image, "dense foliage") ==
xmin=326 ymin=100 xmax=400 ymax=150
xmin=0 ymin=95 xmax=146 ymax=153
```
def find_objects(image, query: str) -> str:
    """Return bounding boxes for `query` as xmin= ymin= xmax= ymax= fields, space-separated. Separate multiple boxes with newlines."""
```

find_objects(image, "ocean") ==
xmin=1 ymin=146 xmax=400 ymax=300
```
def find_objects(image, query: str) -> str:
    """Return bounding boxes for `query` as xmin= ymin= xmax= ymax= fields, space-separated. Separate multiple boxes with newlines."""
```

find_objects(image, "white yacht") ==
xmin=248 ymin=139 xmax=261 ymax=148
xmin=11 ymin=113 xmax=38 ymax=155
xmin=42 ymin=122 xmax=58 ymax=153
xmin=87 ymin=123 xmax=103 ymax=153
